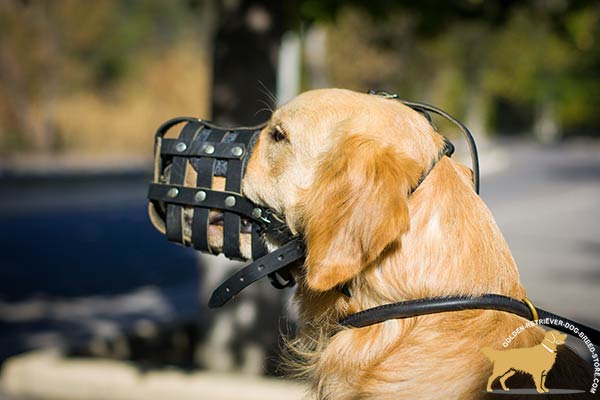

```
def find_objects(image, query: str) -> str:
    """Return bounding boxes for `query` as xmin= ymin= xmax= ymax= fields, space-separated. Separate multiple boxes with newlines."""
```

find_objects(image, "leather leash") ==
xmin=340 ymin=294 xmax=600 ymax=351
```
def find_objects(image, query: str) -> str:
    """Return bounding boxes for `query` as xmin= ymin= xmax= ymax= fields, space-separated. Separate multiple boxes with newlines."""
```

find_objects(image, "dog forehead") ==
xmin=273 ymin=90 xmax=384 ymax=141
xmin=277 ymin=89 xmax=371 ymax=119
xmin=272 ymin=89 xmax=428 ymax=153
xmin=288 ymin=88 xmax=363 ymax=105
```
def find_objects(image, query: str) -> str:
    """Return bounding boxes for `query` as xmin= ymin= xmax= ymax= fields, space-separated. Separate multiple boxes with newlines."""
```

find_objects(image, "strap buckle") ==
xmin=367 ymin=89 xmax=399 ymax=99
xmin=522 ymin=297 xmax=539 ymax=321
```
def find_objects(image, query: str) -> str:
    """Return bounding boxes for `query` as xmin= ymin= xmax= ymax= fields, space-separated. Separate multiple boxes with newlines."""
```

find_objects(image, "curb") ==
xmin=1 ymin=350 xmax=308 ymax=400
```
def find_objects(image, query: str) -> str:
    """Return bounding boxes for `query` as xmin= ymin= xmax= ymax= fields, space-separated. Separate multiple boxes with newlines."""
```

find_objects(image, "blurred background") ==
xmin=0 ymin=1 xmax=599 ymax=399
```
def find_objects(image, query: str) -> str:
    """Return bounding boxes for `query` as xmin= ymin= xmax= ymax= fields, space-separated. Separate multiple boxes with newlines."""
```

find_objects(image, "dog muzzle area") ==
xmin=147 ymin=117 xmax=303 ymax=308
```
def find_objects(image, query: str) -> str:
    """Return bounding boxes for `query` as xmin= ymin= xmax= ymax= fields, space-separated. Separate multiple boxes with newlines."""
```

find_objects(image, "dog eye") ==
xmin=270 ymin=125 xmax=287 ymax=143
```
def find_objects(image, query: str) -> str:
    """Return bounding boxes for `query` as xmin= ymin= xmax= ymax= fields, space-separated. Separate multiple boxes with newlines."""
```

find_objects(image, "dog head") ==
xmin=237 ymin=88 xmax=444 ymax=292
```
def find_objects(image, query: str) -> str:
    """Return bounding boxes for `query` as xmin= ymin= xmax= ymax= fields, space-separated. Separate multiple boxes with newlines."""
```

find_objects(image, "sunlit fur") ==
xmin=240 ymin=89 xmax=591 ymax=399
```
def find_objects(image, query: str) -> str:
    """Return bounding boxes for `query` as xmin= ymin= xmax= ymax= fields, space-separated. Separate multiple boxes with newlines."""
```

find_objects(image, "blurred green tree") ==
xmin=300 ymin=0 xmax=600 ymax=138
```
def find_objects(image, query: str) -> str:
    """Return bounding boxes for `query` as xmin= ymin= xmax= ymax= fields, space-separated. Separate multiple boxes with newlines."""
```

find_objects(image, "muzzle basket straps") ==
xmin=147 ymin=117 xmax=301 ymax=307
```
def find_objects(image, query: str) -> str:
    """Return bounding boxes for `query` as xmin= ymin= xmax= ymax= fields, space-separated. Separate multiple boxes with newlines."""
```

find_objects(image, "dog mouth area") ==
xmin=181 ymin=207 xmax=253 ymax=256
xmin=208 ymin=210 xmax=252 ymax=234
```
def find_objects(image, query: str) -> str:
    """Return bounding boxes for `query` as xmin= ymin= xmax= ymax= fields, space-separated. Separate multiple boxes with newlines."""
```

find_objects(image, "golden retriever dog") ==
xmin=206 ymin=88 xmax=592 ymax=399
xmin=483 ymin=330 xmax=567 ymax=393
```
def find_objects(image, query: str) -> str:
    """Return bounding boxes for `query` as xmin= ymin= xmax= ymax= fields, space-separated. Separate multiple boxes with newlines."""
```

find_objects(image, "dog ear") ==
xmin=299 ymin=133 xmax=421 ymax=292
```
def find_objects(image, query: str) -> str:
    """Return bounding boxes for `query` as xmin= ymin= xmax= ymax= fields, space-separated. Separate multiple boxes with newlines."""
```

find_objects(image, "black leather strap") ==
xmin=208 ymin=238 xmax=305 ymax=308
xmin=251 ymin=222 xmax=268 ymax=260
xmin=161 ymin=139 xmax=247 ymax=159
xmin=189 ymin=128 xmax=222 ymax=253
xmin=534 ymin=307 xmax=600 ymax=348
xmin=191 ymin=157 xmax=214 ymax=252
xmin=148 ymin=184 xmax=264 ymax=223
xmin=223 ymin=131 xmax=252 ymax=260
xmin=165 ymin=121 xmax=201 ymax=242
xmin=340 ymin=294 xmax=600 ymax=347
xmin=410 ymin=137 xmax=455 ymax=194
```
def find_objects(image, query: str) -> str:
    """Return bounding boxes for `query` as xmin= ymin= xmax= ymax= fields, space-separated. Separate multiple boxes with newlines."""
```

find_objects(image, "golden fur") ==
xmin=208 ymin=89 xmax=592 ymax=399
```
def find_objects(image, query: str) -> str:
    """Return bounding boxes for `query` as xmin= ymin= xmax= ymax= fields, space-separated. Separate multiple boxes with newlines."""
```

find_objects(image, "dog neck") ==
xmin=298 ymin=157 xmax=527 ymax=325
xmin=292 ymin=157 xmax=531 ymax=399
xmin=372 ymin=157 xmax=525 ymax=301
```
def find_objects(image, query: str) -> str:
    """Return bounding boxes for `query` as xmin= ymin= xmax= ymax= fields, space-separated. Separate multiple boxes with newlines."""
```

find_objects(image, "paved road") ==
xmin=0 ymin=137 xmax=598 ymax=365
xmin=480 ymin=138 xmax=600 ymax=327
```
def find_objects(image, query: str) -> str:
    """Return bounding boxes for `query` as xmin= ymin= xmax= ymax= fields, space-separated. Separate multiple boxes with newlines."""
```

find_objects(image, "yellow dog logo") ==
xmin=482 ymin=330 xmax=567 ymax=393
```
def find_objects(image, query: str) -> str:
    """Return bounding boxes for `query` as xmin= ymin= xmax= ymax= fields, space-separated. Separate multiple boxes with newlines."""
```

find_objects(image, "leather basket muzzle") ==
xmin=147 ymin=117 xmax=292 ymax=262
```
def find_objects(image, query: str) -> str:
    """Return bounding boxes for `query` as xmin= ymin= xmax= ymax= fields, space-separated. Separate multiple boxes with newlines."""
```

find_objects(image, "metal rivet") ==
xmin=204 ymin=144 xmax=215 ymax=155
xmin=194 ymin=190 xmax=206 ymax=202
xmin=224 ymin=196 xmax=236 ymax=207
xmin=239 ymin=276 xmax=244 ymax=282
xmin=231 ymin=146 xmax=244 ymax=157
xmin=175 ymin=142 xmax=187 ymax=152
xmin=167 ymin=188 xmax=179 ymax=198
xmin=252 ymin=208 xmax=262 ymax=218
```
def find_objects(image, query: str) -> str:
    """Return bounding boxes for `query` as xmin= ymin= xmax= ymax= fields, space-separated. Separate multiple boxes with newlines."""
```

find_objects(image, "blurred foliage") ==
xmin=320 ymin=1 xmax=600 ymax=137
xmin=0 ymin=0 xmax=598 ymax=156
xmin=0 ymin=0 xmax=212 ymax=155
